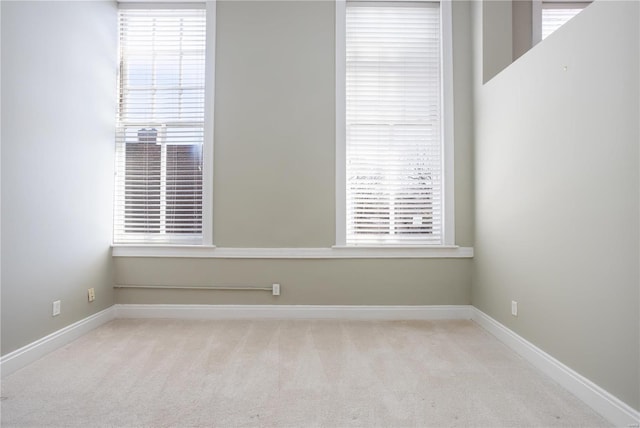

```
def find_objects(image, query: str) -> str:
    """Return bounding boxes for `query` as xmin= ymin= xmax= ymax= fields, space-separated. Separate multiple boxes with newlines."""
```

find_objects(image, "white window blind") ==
xmin=345 ymin=2 xmax=442 ymax=246
xmin=114 ymin=8 xmax=207 ymax=244
xmin=542 ymin=3 xmax=587 ymax=39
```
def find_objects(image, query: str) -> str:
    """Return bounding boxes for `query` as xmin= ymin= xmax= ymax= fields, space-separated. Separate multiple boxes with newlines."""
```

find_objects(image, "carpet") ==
xmin=0 ymin=319 xmax=610 ymax=427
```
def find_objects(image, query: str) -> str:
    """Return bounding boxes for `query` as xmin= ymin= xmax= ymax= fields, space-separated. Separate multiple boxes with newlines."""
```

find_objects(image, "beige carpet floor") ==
xmin=1 ymin=319 xmax=610 ymax=427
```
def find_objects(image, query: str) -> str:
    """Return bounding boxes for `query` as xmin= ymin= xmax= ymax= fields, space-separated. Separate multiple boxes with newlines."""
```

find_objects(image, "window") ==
xmin=542 ymin=3 xmax=588 ymax=39
xmin=336 ymin=0 xmax=454 ymax=247
xmin=114 ymin=5 xmax=213 ymax=244
xmin=533 ymin=1 xmax=591 ymax=43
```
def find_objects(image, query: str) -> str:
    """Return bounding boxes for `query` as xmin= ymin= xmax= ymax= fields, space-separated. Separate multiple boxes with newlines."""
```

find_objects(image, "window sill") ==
xmin=111 ymin=245 xmax=474 ymax=259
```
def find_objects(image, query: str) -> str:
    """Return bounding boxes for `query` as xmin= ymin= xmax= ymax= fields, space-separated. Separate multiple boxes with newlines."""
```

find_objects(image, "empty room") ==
xmin=1 ymin=0 xmax=638 ymax=426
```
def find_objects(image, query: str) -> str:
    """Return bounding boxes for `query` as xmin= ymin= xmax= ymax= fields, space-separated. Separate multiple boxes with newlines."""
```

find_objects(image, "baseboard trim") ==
xmin=471 ymin=307 xmax=640 ymax=427
xmin=0 ymin=307 xmax=116 ymax=378
xmin=114 ymin=304 xmax=474 ymax=320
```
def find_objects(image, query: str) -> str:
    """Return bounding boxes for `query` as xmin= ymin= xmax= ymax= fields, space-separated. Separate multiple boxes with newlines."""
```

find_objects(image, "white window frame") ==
xmin=114 ymin=1 xmax=215 ymax=246
xmin=335 ymin=0 xmax=455 ymax=248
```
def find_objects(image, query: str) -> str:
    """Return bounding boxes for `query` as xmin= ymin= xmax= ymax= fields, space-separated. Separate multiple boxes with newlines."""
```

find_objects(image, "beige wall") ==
xmin=1 ymin=1 xmax=117 ymax=355
xmin=115 ymin=0 xmax=475 ymax=306
xmin=482 ymin=0 xmax=513 ymax=83
xmin=213 ymin=0 xmax=334 ymax=248
xmin=115 ymin=259 xmax=471 ymax=305
xmin=472 ymin=0 xmax=639 ymax=410
xmin=512 ymin=0 xmax=532 ymax=60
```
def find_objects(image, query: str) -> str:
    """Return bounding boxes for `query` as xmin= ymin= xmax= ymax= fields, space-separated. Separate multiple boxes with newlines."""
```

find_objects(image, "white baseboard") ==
xmin=0 ymin=307 xmax=116 ymax=378
xmin=114 ymin=304 xmax=473 ymax=320
xmin=471 ymin=308 xmax=640 ymax=427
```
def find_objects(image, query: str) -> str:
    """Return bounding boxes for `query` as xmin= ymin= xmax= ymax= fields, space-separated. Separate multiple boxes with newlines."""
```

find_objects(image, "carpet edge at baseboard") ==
xmin=0 ymin=306 xmax=117 ymax=377
xmin=470 ymin=307 xmax=639 ymax=427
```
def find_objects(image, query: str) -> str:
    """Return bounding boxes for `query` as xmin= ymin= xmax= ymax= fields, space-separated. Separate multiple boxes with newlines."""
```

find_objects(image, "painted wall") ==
xmin=482 ymin=0 xmax=513 ymax=83
xmin=1 ymin=1 xmax=117 ymax=355
xmin=472 ymin=0 xmax=639 ymax=410
xmin=114 ymin=0 xmax=475 ymax=306
xmin=512 ymin=0 xmax=532 ymax=61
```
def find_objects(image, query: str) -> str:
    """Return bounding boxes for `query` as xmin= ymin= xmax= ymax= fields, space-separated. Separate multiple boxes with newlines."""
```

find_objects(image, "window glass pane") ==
xmin=166 ymin=142 xmax=203 ymax=232
xmin=345 ymin=3 xmax=442 ymax=245
xmin=124 ymin=129 xmax=161 ymax=234
xmin=115 ymin=8 xmax=206 ymax=244
xmin=542 ymin=7 xmax=584 ymax=39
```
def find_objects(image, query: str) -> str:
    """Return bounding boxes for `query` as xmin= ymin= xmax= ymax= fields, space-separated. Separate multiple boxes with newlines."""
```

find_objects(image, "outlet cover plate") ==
xmin=52 ymin=300 xmax=61 ymax=316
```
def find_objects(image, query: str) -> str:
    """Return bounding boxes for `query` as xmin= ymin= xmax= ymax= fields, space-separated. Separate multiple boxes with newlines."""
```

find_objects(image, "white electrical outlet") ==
xmin=272 ymin=283 xmax=280 ymax=296
xmin=52 ymin=300 xmax=61 ymax=316
xmin=88 ymin=288 xmax=95 ymax=302
xmin=511 ymin=300 xmax=518 ymax=317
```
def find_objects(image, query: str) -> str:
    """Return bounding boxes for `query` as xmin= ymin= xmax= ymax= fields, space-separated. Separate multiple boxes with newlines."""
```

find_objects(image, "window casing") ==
xmin=114 ymin=4 xmax=214 ymax=245
xmin=336 ymin=0 xmax=454 ymax=247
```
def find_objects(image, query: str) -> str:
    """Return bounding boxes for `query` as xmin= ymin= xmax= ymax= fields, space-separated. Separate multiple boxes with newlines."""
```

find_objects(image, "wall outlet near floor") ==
xmin=511 ymin=300 xmax=518 ymax=317
xmin=272 ymin=283 xmax=280 ymax=296
xmin=52 ymin=300 xmax=61 ymax=316
xmin=88 ymin=288 xmax=95 ymax=302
